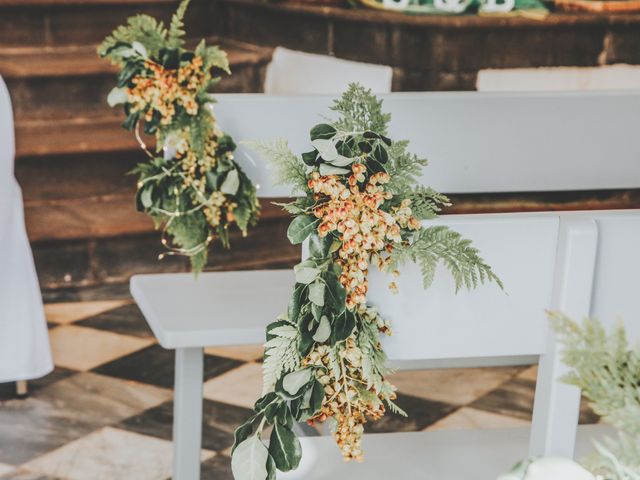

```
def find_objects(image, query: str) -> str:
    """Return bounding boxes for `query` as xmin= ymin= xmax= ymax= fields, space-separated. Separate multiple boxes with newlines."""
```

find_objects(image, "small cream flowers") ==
xmin=309 ymin=163 xmax=420 ymax=309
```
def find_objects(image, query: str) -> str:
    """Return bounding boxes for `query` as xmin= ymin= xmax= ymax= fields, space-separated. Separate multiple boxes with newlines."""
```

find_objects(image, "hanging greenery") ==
xmin=231 ymin=84 xmax=502 ymax=479
xmin=98 ymin=0 xmax=260 ymax=272
xmin=550 ymin=312 xmax=640 ymax=480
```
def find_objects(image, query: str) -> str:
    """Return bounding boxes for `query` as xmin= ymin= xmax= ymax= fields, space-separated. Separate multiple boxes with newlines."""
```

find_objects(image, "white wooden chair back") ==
xmin=589 ymin=211 xmax=640 ymax=341
xmin=264 ymin=47 xmax=393 ymax=95
xmin=212 ymin=92 xmax=640 ymax=459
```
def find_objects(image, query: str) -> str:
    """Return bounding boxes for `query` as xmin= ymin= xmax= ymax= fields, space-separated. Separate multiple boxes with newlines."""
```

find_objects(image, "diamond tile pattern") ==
xmin=0 ymin=301 xmax=600 ymax=478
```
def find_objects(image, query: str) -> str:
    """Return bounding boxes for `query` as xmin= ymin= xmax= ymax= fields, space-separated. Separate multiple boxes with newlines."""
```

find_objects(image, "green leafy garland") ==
xmin=98 ymin=0 xmax=260 ymax=272
xmin=231 ymin=84 xmax=502 ymax=479
xmin=551 ymin=312 xmax=640 ymax=480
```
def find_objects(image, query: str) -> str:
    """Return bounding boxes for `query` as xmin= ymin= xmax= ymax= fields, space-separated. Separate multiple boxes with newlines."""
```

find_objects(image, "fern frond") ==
xmin=391 ymin=226 xmax=502 ymax=292
xmin=385 ymin=398 xmax=408 ymax=417
xmin=409 ymin=186 xmax=451 ymax=220
xmin=550 ymin=312 xmax=640 ymax=479
xmin=262 ymin=322 xmax=300 ymax=394
xmin=385 ymin=140 xmax=427 ymax=196
xmin=331 ymin=83 xmax=390 ymax=135
xmin=167 ymin=0 xmax=191 ymax=48
xmin=98 ymin=15 xmax=167 ymax=61
xmin=246 ymin=139 xmax=308 ymax=194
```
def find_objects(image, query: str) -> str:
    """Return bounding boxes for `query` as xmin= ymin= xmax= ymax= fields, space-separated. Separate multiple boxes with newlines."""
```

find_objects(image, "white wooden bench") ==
xmin=130 ymin=91 xmax=640 ymax=479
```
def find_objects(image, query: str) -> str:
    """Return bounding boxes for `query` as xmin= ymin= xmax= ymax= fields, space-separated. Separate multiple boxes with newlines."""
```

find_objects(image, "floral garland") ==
xmin=231 ymin=84 xmax=502 ymax=479
xmin=98 ymin=0 xmax=260 ymax=272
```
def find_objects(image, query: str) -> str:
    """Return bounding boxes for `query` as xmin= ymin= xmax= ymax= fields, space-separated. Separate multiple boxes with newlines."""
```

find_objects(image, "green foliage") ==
xmin=384 ymin=140 xmax=428 ymax=196
xmin=550 ymin=313 xmax=640 ymax=479
xmin=331 ymin=83 xmax=391 ymax=134
xmin=167 ymin=0 xmax=190 ymax=48
xmin=164 ymin=212 xmax=208 ymax=272
xmin=246 ymin=139 xmax=308 ymax=194
xmin=262 ymin=320 xmax=300 ymax=394
xmin=234 ymin=84 xmax=501 ymax=480
xmin=408 ymin=186 xmax=451 ymax=220
xmin=98 ymin=14 xmax=167 ymax=61
xmin=391 ymin=226 xmax=503 ymax=292
xmin=100 ymin=1 xmax=259 ymax=274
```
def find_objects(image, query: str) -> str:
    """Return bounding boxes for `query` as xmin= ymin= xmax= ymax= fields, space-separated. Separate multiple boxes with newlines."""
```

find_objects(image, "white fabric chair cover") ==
xmin=0 ymin=76 xmax=53 ymax=383
xmin=264 ymin=47 xmax=393 ymax=94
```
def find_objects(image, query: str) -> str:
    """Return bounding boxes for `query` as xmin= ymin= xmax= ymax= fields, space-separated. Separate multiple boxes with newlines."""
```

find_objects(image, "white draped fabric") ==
xmin=0 ymin=76 xmax=53 ymax=383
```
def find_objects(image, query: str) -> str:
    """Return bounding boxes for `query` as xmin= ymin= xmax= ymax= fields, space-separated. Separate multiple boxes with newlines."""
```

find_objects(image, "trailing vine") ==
xmin=99 ymin=0 xmax=260 ymax=272
xmin=231 ymin=84 xmax=501 ymax=479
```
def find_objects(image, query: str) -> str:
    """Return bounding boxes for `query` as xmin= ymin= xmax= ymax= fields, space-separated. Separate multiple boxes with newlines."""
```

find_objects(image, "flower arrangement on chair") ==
xmin=99 ymin=0 xmax=260 ymax=272
xmin=230 ymin=84 xmax=502 ymax=479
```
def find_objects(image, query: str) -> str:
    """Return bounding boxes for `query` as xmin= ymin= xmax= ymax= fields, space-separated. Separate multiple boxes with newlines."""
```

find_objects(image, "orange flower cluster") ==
xmin=309 ymin=162 xmax=420 ymax=309
xmin=127 ymin=56 xmax=206 ymax=125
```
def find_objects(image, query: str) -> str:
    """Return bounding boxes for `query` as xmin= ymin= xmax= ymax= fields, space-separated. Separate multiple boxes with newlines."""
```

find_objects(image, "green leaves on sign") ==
xmin=268 ymin=422 xmax=302 ymax=472
xmin=287 ymin=215 xmax=318 ymax=245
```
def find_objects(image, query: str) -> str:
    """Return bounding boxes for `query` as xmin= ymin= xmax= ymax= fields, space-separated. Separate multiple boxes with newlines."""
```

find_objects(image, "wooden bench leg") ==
xmin=173 ymin=347 xmax=204 ymax=480
xmin=16 ymin=380 xmax=28 ymax=398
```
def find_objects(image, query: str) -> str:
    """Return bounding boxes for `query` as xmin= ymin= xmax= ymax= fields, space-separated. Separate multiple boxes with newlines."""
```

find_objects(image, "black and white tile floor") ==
xmin=0 ymin=301 xmax=600 ymax=479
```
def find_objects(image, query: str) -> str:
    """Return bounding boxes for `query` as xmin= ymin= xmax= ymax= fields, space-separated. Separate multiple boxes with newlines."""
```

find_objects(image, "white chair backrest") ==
xmin=583 ymin=210 xmax=640 ymax=341
xmin=264 ymin=47 xmax=393 ymax=95
xmin=0 ymin=76 xmax=15 ymax=179
xmin=371 ymin=212 xmax=559 ymax=365
xmin=214 ymin=91 xmax=640 ymax=197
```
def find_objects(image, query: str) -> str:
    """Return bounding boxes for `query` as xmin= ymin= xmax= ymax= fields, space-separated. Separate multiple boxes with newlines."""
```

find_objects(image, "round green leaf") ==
xmin=310 ymin=123 xmax=336 ymax=141
xmin=312 ymin=315 xmax=331 ymax=343
xmin=268 ymin=422 xmax=302 ymax=472
xmin=287 ymin=215 xmax=318 ymax=245
xmin=231 ymin=435 xmax=270 ymax=480
xmin=308 ymin=280 xmax=325 ymax=307
xmin=282 ymin=369 xmax=312 ymax=396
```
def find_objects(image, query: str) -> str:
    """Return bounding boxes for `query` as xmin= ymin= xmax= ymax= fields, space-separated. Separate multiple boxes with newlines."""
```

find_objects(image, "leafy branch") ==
xmin=550 ymin=312 xmax=640 ymax=479
xmin=391 ymin=226 xmax=503 ymax=291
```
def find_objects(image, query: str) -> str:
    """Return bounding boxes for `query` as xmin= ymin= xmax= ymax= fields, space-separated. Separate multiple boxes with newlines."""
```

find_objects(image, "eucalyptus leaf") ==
xmin=268 ymin=422 xmax=302 ymax=472
xmin=310 ymin=123 xmax=336 ymax=141
xmin=287 ymin=215 xmax=318 ymax=244
xmin=231 ymin=435 xmax=270 ymax=480
xmin=329 ymin=155 xmax=354 ymax=167
xmin=308 ymin=280 xmax=325 ymax=307
xmin=140 ymin=185 xmax=153 ymax=208
xmin=282 ymin=369 xmax=312 ymax=396
xmin=220 ymin=169 xmax=240 ymax=195
xmin=312 ymin=315 xmax=331 ymax=343
xmin=294 ymin=264 xmax=321 ymax=285
xmin=107 ymin=87 xmax=128 ymax=107
xmin=131 ymin=41 xmax=148 ymax=58
xmin=301 ymin=150 xmax=318 ymax=166
xmin=232 ymin=417 xmax=256 ymax=454
xmin=311 ymin=139 xmax=338 ymax=161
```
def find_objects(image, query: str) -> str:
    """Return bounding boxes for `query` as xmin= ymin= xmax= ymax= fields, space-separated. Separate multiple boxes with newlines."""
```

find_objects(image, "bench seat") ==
xmin=130 ymin=270 xmax=294 ymax=349
xmin=281 ymin=425 xmax=610 ymax=480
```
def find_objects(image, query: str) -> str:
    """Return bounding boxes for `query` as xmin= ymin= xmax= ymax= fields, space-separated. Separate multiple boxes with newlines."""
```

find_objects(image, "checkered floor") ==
xmin=0 ymin=301 xmax=599 ymax=480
